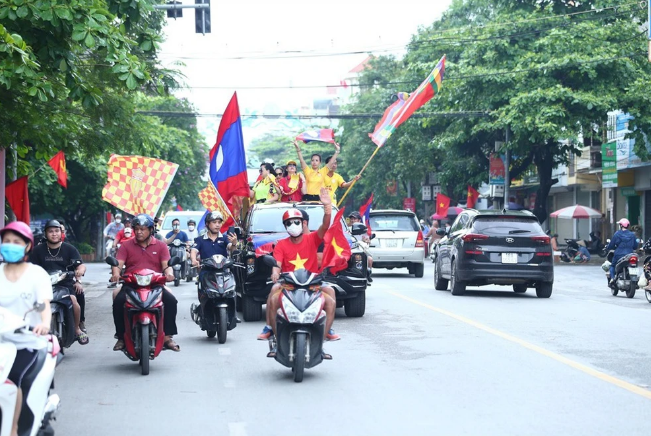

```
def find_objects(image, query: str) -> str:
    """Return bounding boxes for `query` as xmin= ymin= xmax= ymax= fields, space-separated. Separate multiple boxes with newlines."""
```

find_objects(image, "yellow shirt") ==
xmin=323 ymin=171 xmax=345 ymax=202
xmin=302 ymin=166 xmax=329 ymax=195
xmin=253 ymin=176 xmax=278 ymax=202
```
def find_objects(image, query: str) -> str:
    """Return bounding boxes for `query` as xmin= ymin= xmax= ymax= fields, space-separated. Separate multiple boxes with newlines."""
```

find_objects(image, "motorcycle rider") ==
xmin=0 ymin=222 xmax=52 ymax=436
xmin=111 ymin=214 xmax=181 ymax=352
xmin=605 ymin=218 xmax=638 ymax=285
xmin=29 ymin=219 xmax=89 ymax=344
xmin=103 ymin=212 xmax=124 ymax=256
xmin=165 ymin=218 xmax=189 ymax=245
xmin=257 ymin=188 xmax=340 ymax=352
xmin=112 ymin=217 xmax=132 ymax=250
xmin=348 ymin=211 xmax=373 ymax=282
xmin=186 ymin=219 xmax=199 ymax=241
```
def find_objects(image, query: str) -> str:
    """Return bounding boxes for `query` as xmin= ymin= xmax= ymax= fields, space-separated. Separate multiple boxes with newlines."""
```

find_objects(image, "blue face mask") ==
xmin=0 ymin=243 xmax=27 ymax=263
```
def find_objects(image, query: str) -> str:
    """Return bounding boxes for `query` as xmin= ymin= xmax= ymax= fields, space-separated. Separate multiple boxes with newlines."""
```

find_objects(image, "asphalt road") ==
xmin=51 ymin=261 xmax=651 ymax=436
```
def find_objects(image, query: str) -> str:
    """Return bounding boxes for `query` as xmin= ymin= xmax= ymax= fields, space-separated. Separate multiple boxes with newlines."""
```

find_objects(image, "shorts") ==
xmin=8 ymin=349 xmax=38 ymax=388
xmin=303 ymin=194 xmax=320 ymax=201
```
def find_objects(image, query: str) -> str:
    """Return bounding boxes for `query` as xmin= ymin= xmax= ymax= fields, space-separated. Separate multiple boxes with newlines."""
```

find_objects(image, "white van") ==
xmin=159 ymin=211 xmax=205 ymax=235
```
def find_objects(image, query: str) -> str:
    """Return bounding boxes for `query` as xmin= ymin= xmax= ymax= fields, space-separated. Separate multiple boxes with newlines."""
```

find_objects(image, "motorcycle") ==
xmin=262 ymin=256 xmax=327 ymax=383
xmin=185 ymin=246 xmax=197 ymax=283
xmin=48 ymin=260 xmax=82 ymax=350
xmin=168 ymin=239 xmax=186 ymax=287
xmin=0 ymin=305 xmax=60 ymax=436
xmin=640 ymin=238 xmax=651 ymax=303
xmin=105 ymin=255 xmax=181 ymax=375
xmin=604 ymin=249 xmax=639 ymax=298
xmin=190 ymin=254 xmax=239 ymax=343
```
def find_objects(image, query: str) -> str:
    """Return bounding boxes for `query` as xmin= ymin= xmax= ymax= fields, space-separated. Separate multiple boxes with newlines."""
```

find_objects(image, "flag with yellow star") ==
xmin=321 ymin=207 xmax=351 ymax=274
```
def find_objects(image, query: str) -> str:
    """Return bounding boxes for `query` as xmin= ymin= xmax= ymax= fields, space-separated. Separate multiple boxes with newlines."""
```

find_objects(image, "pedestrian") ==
xmin=574 ymin=245 xmax=591 ymax=263
xmin=550 ymin=233 xmax=561 ymax=263
xmin=293 ymin=140 xmax=339 ymax=201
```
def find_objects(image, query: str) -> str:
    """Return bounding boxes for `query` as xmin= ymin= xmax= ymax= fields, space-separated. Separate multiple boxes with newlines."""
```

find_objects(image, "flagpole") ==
xmin=337 ymin=146 xmax=380 ymax=208
xmin=30 ymin=162 xmax=49 ymax=178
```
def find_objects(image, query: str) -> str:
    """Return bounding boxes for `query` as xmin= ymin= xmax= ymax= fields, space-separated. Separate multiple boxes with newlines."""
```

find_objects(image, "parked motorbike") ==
xmin=0 ymin=305 xmax=60 ymax=436
xmin=190 ymin=254 xmax=239 ymax=343
xmin=168 ymin=239 xmax=186 ymax=287
xmin=48 ymin=260 xmax=82 ymax=350
xmin=105 ymin=255 xmax=181 ymax=375
xmin=604 ymin=249 xmax=638 ymax=298
xmin=262 ymin=256 xmax=327 ymax=383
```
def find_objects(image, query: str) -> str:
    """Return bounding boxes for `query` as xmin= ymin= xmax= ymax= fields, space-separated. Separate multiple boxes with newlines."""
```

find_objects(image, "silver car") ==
xmin=368 ymin=210 xmax=426 ymax=277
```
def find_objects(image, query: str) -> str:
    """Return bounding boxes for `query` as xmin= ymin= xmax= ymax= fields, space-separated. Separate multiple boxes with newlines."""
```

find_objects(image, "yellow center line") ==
xmin=386 ymin=290 xmax=651 ymax=401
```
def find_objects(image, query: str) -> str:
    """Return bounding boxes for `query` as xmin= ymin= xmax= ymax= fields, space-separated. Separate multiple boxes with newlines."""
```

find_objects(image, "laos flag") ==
xmin=209 ymin=92 xmax=250 ymax=204
xmin=296 ymin=129 xmax=335 ymax=144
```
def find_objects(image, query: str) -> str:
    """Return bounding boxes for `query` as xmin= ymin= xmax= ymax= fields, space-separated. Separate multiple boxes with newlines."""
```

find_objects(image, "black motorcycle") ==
xmin=168 ymin=239 xmax=186 ymax=286
xmin=641 ymin=238 xmax=651 ymax=303
xmin=190 ymin=254 xmax=238 ymax=343
xmin=606 ymin=250 xmax=639 ymax=298
xmin=185 ymin=246 xmax=197 ymax=282
xmin=49 ymin=260 xmax=82 ymax=349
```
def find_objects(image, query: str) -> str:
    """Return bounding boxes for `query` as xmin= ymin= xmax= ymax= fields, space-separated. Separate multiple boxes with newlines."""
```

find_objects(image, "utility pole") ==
xmin=504 ymin=127 xmax=511 ymax=209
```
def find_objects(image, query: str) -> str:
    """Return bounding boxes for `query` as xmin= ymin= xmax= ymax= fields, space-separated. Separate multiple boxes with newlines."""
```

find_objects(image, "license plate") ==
xmin=502 ymin=253 xmax=518 ymax=264
xmin=630 ymin=267 xmax=640 ymax=277
xmin=385 ymin=239 xmax=398 ymax=248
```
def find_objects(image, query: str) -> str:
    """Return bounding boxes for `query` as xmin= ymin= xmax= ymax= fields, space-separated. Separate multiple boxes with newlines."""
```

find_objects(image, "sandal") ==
xmin=113 ymin=339 xmax=125 ymax=351
xmin=321 ymin=351 xmax=332 ymax=360
xmin=266 ymin=347 xmax=277 ymax=358
xmin=76 ymin=332 xmax=89 ymax=345
xmin=164 ymin=339 xmax=180 ymax=352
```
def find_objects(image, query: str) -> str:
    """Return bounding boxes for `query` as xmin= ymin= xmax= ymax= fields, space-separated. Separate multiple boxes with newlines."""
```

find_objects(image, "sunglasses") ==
xmin=276 ymin=171 xmax=283 ymax=176
xmin=284 ymin=219 xmax=302 ymax=227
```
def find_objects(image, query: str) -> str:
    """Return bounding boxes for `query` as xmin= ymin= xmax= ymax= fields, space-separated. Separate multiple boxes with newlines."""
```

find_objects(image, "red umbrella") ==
xmin=550 ymin=205 xmax=601 ymax=219
xmin=431 ymin=207 xmax=464 ymax=220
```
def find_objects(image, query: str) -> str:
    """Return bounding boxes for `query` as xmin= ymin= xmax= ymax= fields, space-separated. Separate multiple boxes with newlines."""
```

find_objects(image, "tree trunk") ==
xmin=532 ymin=145 xmax=555 ymax=225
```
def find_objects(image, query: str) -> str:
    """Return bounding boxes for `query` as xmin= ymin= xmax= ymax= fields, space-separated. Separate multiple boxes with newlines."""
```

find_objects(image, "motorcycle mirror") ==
xmin=371 ymin=233 xmax=376 ymax=240
xmin=350 ymin=223 xmax=368 ymax=236
xmin=33 ymin=302 xmax=46 ymax=313
xmin=261 ymin=255 xmax=278 ymax=268
xmin=436 ymin=228 xmax=446 ymax=236
xmin=105 ymin=256 xmax=119 ymax=267
xmin=169 ymin=256 xmax=182 ymax=267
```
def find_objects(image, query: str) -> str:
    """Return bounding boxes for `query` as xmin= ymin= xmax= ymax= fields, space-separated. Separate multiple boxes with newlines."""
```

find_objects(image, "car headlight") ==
xmin=281 ymin=295 xmax=322 ymax=324
xmin=135 ymin=274 xmax=153 ymax=287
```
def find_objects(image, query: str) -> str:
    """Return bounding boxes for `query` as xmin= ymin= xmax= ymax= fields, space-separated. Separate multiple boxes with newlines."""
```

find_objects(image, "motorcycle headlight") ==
xmin=281 ymin=295 xmax=322 ymax=324
xmin=135 ymin=274 xmax=153 ymax=287
xmin=173 ymin=239 xmax=181 ymax=247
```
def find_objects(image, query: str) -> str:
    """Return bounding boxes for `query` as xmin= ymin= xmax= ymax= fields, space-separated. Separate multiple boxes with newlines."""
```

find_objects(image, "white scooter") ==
xmin=0 ymin=305 xmax=60 ymax=436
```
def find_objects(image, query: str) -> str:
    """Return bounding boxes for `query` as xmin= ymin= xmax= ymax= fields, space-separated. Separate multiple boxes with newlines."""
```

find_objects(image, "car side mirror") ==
xmin=105 ymin=256 xmax=119 ymax=267
xmin=261 ymin=255 xmax=279 ymax=268
xmin=351 ymin=223 xmax=368 ymax=236
xmin=436 ymin=228 xmax=446 ymax=236
xmin=169 ymin=256 xmax=182 ymax=267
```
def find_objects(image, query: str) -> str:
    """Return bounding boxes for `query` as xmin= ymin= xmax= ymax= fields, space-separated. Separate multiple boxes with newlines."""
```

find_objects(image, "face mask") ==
xmin=0 ymin=243 xmax=26 ymax=263
xmin=188 ymin=226 xmax=195 ymax=231
xmin=116 ymin=219 xmax=121 ymax=224
xmin=286 ymin=223 xmax=302 ymax=237
xmin=173 ymin=225 xmax=180 ymax=230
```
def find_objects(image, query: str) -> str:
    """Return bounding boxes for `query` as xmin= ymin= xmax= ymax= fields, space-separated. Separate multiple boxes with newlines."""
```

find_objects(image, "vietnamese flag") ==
xmin=467 ymin=185 xmax=479 ymax=209
xmin=6 ymin=176 xmax=30 ymax=224
xmin=47 ymin=150 xmax=67 ymax=188
xmin=436 ymin=193 xmax=450 ymax=218
xmin=321 ymin=207 xmax=351 ymax=274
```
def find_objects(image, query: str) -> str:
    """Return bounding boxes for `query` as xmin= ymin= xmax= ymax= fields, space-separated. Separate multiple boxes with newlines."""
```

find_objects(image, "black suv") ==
xmin=234 ymin=202 xmax=369 ymax=321
xmin=432 ymin=210 xmax=554 ymax=297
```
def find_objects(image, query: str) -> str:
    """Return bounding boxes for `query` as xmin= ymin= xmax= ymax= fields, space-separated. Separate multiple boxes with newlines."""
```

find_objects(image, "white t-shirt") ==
xmin=0 ymin=263 xmax=53 ymax=350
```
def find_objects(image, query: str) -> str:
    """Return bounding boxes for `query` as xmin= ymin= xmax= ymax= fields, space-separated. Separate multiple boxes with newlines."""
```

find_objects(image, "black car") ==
xmin=432 ymin=209 xmax=554 ymax=297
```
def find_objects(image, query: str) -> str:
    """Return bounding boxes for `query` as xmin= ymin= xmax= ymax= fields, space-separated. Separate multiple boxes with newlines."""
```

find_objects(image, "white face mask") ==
xmin=115 ymin=219 xmax=121 ymax=224
xmin=286 ymin=223 xmax=302 ymax=237
xmin=188 ymin=225 xmax=195 ymax=231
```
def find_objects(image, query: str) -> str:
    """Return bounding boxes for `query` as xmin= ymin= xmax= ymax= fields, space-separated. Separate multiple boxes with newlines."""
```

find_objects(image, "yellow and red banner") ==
xmin=198 ymin=181 xmax=231 ymax=220
xmin=101 ymin=154 xmax=178 ymax=217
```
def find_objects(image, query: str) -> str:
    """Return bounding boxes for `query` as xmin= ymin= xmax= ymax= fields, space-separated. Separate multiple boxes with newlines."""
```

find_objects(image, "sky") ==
xmin=158 ymin=0 xmax=453 ymax=148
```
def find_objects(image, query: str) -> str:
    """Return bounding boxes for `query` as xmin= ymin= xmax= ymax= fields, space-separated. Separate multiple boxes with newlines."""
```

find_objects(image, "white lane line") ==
xmin=218 ymin=348 xmax=232 ymax=356
xmin=229 ymin=422 xmax=248 ymax=436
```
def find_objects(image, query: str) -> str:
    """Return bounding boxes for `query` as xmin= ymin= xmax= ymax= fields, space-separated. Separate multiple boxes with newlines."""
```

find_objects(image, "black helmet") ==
xmin=348 ymin=211 xmax=362 ymax=220
xmin=44 ymin=219 xmax=62 ymax=232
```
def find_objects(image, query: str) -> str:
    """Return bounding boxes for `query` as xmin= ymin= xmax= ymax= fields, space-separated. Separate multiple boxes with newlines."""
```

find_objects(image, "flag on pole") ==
xmin=295 ymin=129 xmax=335 ymax=144
xmin=47 ymin=151 xmax=67 ymax=188
xmin=436 ymin=193 xmax=450 ymax=218
xmin=321 ymin=207 xmax=351 ymax=274
xmin=359 ymin=193 xmax=374 ymax=236
xmin=210 ymin=92 xmax=249 ymax=205
xmin=467 ymin=185 xmax=479 ymax=209
xmin=101 ymin=154 xmax=178 ymax=217
xmin=6 ymin=176 xmax=30 ymax=224
xmin=198 ymin=181 xmax=236 ymax=232
xmin=370 ymin=55 xmax=446 ymax=147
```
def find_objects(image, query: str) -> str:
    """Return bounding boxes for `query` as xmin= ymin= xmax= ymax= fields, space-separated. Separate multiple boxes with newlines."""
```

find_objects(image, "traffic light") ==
xmin=195 ymin=0 xmax=211 ymax=34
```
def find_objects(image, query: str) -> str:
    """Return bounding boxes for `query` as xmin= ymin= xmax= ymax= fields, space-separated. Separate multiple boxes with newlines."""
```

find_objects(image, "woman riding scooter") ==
xmin=605 ymin=218 xmax=637 ymax=286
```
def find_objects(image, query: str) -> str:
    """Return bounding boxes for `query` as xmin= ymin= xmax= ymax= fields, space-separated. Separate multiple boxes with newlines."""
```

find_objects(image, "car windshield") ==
xmin=248 ymin=205 xmax=344 ymax=233
xmin=369 ymin=214 xmax=419 ymax=231
xmin=472 ymin=217 xmax=543 ymax=235
xmin=162 ymin=213 xmax=205 ymax=230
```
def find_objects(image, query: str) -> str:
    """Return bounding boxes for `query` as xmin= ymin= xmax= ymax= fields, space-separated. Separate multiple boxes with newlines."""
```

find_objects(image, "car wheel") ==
xmin=535 ymin=282 xmax=553 ymax=298
xmin=513 ymin=284 xmax=527 ymax=293
xmin=450 ymin=260 xmax=466 ymax=296
xmin=413 ymin=263 xmax=424 ymax=278
xmin=434 ymin=258 xmax=449 ymax=291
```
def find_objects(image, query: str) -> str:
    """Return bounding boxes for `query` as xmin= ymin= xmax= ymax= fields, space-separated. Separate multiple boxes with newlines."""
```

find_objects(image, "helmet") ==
xmin=617 ymin=218 xmax=630 ymax=228
xmin=348 ymin=211 xmax=361 ymax=220
xmin=205 ymin=211 xmax=224 ymax=225
xmin=115 ymin=212 xmax=122 ymax=218
xmin=282 ymin=209 xmax=304 ymax=223
xmin=133 ymin=214 xmax=154 ymax=230
xmin=0 ymin=221 xmax=34 ymax=247
xmin=44 ymin=219 xmax=62 ymax=232
xmin=187 ymin=219 xmax=196 ymax=225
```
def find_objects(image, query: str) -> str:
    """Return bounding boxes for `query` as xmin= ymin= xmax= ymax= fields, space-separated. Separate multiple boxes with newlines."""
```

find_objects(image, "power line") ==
xmin=136 ymin=111 xmax=490 ymax=119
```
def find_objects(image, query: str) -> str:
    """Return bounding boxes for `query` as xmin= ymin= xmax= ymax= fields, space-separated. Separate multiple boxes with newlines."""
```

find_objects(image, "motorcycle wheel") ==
xmin=293 ymin=333 xmax=307 ymax=383
xmin=645 ymin=288 xmax=651 ymax=303
xmin=207 ymin=330 xmax=217 ymax=338
xmin=174 ymin=277 xmax=180 ymax=287
xmin=611 ymin=286 xmax=618 ymax=296
xmin=626 ymin=282 xmax=636 ymax=299
xmin=140 ymin=324 xmax=150 ymax=376
xmin=217 ymin=307 xmax=228 ymax=344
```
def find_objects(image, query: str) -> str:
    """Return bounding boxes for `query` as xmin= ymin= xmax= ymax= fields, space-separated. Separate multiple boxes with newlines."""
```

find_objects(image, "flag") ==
xmin=296 ymin=129 xmax=335 ymax=144
xmin=359 ymin=193 xmax=373 ymax=237
xmin=198 ymin=181 xmax=236 ymax=232
xmin=176 ymin=204 xmax=184 ymax=211
xmin=101 ymin=154 xmax=178 ymax=217
xmin=210 ymin=92 xmax=249 ymax=205
xmin=467 ymin=185 xmax=479 ymax=209
xmin=370 ymin=55 xmax=446 ymax=147
xmin=255 ymin=242 xmax=275 ymax=257
xmin=6 ymin=176 xmax=30 ymax=224
xmin=436 ymin=193 xmax=450 ymax=218
xmin=47 ymin=150 xmax=67 ymax=188
xmin=321 ymin=208 xmax=352 ymax=274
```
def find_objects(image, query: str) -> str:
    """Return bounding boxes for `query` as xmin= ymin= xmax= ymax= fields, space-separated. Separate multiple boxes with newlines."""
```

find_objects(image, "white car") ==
xmin=368 ymin=210 xmax=426 ymax=277
xmin=159 ymin=211 xmax=205 ymax=235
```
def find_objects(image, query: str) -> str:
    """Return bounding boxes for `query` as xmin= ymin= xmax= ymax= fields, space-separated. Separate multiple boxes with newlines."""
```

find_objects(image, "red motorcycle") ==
xmin=106 ymin=256 xmax=180 ymax=375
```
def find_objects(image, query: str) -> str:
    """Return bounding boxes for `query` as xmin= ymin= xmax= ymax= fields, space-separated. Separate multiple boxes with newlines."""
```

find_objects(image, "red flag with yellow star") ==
xmin=321 ymin=207 xmax=351 ymax=274
xmin=47 ymin=150 xmax=67 ymax=188
xmin=436 ymin=193 xmax=450 ymax=217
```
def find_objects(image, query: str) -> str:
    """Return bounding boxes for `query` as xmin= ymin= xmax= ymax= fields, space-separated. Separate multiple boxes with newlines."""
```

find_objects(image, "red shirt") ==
xmin=115 ymin=228 xmax=134 ymax=244
xmin=116 ymin=237 xmax=170 ymax=274
xmin=273 ymin=232 xmax=322 ymax=273
xmin=278 ymin=176 xmax=304 ymax=202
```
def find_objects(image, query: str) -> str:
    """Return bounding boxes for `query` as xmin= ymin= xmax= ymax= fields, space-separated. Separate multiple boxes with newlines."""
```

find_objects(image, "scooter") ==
xmin=605 ymin=250 xmax=639 ymax=298
xmin=48 ymin=260 xmax=82 ymax=350
xmin=0 ymin=305 xmax=60 ymax=436
xmin=105 ymin=256 xmax=181 ymax=375
xmin=190 ymin=254 xmax=239 ymax=343
xmin=262 ymin=256 xmax=327 ymax=383
xmin=168 ymin=239 xmax=186 ymax=287
xmin=185 ymin=246 xmax=197 ymax=283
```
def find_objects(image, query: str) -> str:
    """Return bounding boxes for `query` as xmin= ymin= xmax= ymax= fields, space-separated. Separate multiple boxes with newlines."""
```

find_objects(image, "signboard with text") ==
xmin=602 ymin=140 xmax=617 ymax=188
xmin=403 ymin=197 xmax=416 ymax=212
